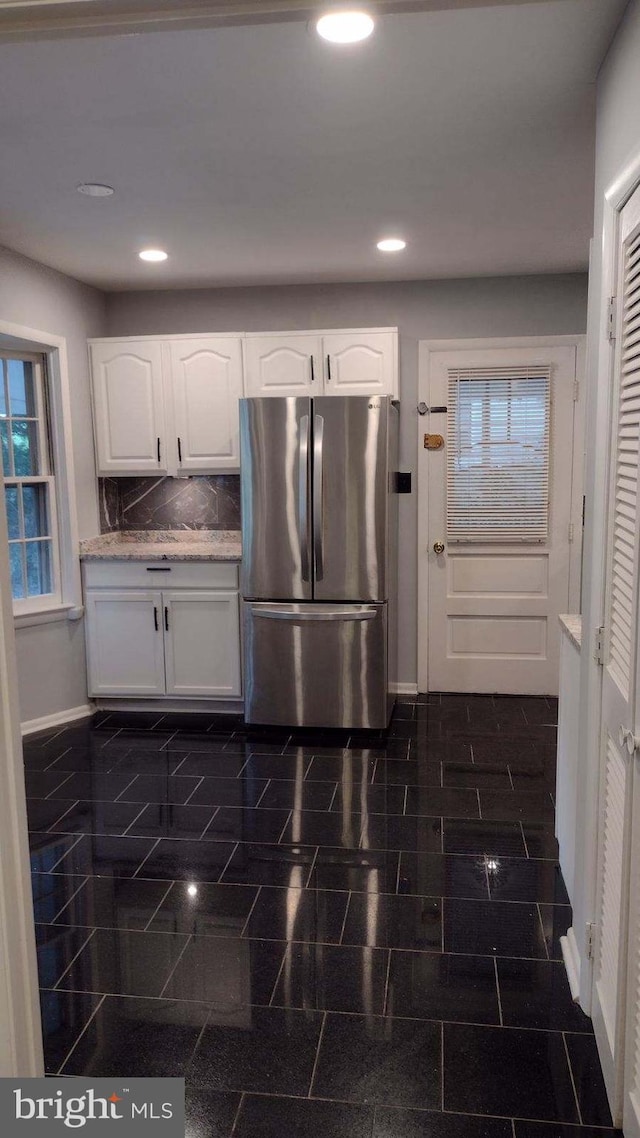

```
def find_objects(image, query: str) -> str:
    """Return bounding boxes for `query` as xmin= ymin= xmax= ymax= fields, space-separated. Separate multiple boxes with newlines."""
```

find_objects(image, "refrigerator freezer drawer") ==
xmin=243 ymin=601 xmax=389 ymax=729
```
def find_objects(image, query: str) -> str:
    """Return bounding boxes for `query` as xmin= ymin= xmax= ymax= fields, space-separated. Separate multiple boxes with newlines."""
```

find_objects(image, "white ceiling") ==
xmin=0 ymin=0 xmax=628 ymax=290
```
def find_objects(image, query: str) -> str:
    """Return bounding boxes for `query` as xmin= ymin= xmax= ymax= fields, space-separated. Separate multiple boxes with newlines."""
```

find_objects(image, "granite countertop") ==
xmin=559 ymin=613 xmax=582 ymax=651
xmin=79 ymin=530 xmax=242 ymax=562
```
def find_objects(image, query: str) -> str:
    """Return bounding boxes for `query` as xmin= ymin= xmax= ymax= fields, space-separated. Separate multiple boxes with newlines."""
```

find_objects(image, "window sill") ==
xmin=14 ymin=603 xmax=84 ymax=630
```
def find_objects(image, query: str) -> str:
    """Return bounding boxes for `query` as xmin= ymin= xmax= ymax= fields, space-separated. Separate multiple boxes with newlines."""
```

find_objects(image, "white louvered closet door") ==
xmin=621 ymin=185 xmax=640 ymax=1138
xmin=592 ymin=181 xmax=640 ymax=1127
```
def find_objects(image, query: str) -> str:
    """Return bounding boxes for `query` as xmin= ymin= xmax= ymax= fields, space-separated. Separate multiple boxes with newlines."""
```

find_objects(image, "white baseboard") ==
xmin=21 ymin=703 xmax=94 ymax=737
xmin=94 ymin=698 xmax=243 ymax=714
xmin=560 ymin=926 xmax=582 ymax=1001
xmin=391 ymin=683 xmax=419 ymax=696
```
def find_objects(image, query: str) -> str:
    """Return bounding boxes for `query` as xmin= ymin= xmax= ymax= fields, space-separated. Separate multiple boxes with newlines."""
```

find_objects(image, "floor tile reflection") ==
xmin=25 ymin=695 xmax=612 ymax=1136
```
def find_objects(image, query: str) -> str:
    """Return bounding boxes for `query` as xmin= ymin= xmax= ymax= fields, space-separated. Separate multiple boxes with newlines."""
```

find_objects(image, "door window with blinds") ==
xmin=446 ymin=366 xmax=551 ymax=542
xmin=1 ymin=352 xmax=61 ymax=610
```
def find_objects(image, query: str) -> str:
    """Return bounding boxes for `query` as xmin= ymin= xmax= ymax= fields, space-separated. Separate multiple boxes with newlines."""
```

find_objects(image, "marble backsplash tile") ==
xmin=98 ymin=475 xmax=241 ymax=533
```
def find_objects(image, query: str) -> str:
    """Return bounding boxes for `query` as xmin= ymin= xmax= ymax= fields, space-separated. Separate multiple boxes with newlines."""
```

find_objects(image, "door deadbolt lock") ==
xmin=433 ymin=541 xmax=445 ymax=554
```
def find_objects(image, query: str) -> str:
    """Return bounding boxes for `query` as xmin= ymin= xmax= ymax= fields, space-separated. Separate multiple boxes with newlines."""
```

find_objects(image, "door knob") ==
xmin=433 ymin=541 xmax=445 ymax=554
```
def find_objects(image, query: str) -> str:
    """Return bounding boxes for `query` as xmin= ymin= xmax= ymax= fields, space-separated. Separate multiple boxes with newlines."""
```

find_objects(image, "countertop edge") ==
xmin=79 ymin=530 xmax=242 ymax=563
xmin=559 ymin=613 xmax=582 ymax=651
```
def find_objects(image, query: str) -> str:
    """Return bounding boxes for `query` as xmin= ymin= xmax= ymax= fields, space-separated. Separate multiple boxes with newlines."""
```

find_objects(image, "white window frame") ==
xmin=2 ymin=350 xmax=63 ymax=614
xmin=0 ymin=321 xmax=82 ymax=630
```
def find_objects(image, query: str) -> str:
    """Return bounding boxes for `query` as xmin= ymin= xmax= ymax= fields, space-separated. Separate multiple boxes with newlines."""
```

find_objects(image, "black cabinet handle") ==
xmin=153 ymin=606 xmax=159 ymax=632
xmin=164 ymin=605 xmax=169 ymax=632
xmin=157 ymin=437 xmax=161 ymax=463
xmin=310 ymin=356 xmax=315 ymax=383
xmin=326 ymin=354 xmax=331 ymax=382
xmin=146 ymin=567 xmax=172 ymax=572
xmin=177 ymin=437 xmax=182 ymax=462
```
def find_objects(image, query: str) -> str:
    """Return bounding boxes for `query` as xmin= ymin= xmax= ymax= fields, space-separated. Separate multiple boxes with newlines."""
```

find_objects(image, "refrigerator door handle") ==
xmin=313 ymin=413 xmax=325 ymax=581
xmin=252 ymin=606 xmax=377 ymax=622
xmin=299 ymin=414 xmax=311 ymax=582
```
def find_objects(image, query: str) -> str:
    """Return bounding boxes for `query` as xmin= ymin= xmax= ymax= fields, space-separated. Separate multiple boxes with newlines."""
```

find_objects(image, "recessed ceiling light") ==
xmin=316 ymin=10 xmax=375 ymax=44
xmin=377 ymin=238 xmax=406 ymax=252
xmin=77 ymin=182 xmax=114 ymax=197
xmin=138 ymin=248 xmax=168 ymax=263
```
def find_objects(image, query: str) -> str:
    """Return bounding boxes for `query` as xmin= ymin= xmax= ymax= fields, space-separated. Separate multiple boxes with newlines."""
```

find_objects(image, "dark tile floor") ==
xmin=25 ymin=695 xmax=621 ymax=1137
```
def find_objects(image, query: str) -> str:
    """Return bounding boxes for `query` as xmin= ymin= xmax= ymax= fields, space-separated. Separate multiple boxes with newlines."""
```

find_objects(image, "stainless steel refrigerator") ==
xmin=240 ymin=395 xmax=398 ymax=729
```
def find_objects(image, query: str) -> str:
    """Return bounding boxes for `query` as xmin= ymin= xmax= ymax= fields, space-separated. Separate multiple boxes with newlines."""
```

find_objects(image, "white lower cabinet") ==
xmin=164 ymin=589 xmax=241 ymax=697
xmin=84 ymin=562 xmax=241 ymax=699
xmin=85 ymin=590 xmax=166 ymax=696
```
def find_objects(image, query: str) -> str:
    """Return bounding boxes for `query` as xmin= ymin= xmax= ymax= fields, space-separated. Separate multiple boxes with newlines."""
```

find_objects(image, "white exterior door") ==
xmin=85 ymin=590 xmax=165 ymax=696
xmin=323 ymin=331 xmax=397 ymax=396
xmin=243 ymin=335 xmax=320 ymax=397
xmin=90 ymin=340 xmax=169 ymax=474
xmin=591 ymin=183 xmax=640 ymax=1125
xmin=163 ymin=590 xmax=241 ymax=697
xmin=170 ymin=338 xmax=243 ymax=473
xmin=420 ymin=340 xmax=582 ymax=696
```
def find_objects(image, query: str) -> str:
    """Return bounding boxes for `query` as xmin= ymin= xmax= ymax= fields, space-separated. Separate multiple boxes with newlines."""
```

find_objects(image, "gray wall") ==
xmin=107 ymin=273 xmax=589 ymax=687
xmin=0 ymin=245 xmax=106 ymax=724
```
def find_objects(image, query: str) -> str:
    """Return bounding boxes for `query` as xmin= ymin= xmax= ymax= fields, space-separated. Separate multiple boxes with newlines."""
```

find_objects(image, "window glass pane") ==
xmin=8 ymin=360 xmax=36 ymax=417
xmin=5 ymin=485 xmax=21 ymax=540
xmin=1 ymin=420 xmax=11 ymax=476
xmin=447 ymin=369 xmax=550 ymax=543
xmin=23 ymin=483 xmax=49 ymax=539
xmin=26 ymin=540 xmax=52 ymax=597
xmin=12 ymin=419 xmax=40 ymax=476
xmin=9 ymin=543 xmax=25 ymax=599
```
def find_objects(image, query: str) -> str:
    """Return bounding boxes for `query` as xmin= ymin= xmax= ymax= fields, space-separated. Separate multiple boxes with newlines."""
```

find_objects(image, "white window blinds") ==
xmin=446 ymin=365 xmax=551 ymax=543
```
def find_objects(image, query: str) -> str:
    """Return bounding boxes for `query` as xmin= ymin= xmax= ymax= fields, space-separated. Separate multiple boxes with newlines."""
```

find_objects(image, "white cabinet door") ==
xmin=243 ymin=335 xmax=320 ymax=397
xmin=163 ymin=590 xmax=241 ymax=697
xmin=90 ymin=341 xmax=169 ymax=474
xmin=85 ymin=590 xmax=165 ymax=696
xmin=170 ymin=338 xmax=243 ymax=473
xmin=323 ymin=331 xmax=397 ymax=397
xmin=592 ymin=181 xmax=640 ymax=1125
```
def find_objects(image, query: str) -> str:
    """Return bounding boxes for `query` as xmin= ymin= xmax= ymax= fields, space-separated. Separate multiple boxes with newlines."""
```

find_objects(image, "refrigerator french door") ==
xmin=240 ymin=395 xmax=397 ymax=728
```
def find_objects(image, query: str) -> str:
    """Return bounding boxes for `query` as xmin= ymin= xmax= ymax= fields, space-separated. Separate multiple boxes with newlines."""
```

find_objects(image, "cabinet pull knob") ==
xmin=177 ymin=437 xmax=182 ymax=462
xmin=326 ymin=354 xmax=331 ymax=382
xmin=157 ymin=437 xmax=161 ymax=463
xmin=310 ymin=356 xmax=315 ymax=383
xmin=153 ymin=606 xmax=159 ymax=632
xmin=164 ymin=605 xmax=169 ymax=632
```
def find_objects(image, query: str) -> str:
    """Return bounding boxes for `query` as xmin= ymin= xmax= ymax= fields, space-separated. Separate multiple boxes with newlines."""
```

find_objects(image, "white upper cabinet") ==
xmin=244 ymin=329 xmax=398 ymax=398
xmin=324 ymin=331 xmax=398 ymax=396
xmin=89 ymin=335 xmax=244 ymax=476
xmin=170 ymin=338 xmax=243 ymax=473
xmin=243 ymin=334 xmax=321 ymax=397
xmin=90 ymin=340 xmax=169 ymax=475
xmin=89 ymin=327 xmax=399 ymax=476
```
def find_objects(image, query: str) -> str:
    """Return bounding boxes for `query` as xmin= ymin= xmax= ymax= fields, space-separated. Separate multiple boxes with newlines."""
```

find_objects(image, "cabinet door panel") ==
xmin=90 ymin=341 xmax=168 ymax=473
xmin=164 ymin=590 xmax=241 ymax=697
xmin=170 ymin=338 xmax=243 ymax=472
xmin=243 ymin=336 xmax=320 ymax=397
xmin=323 ymin=331 xmax=397 ymax=396
xmin=85 ymin=590 xmax=165 ymax=696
